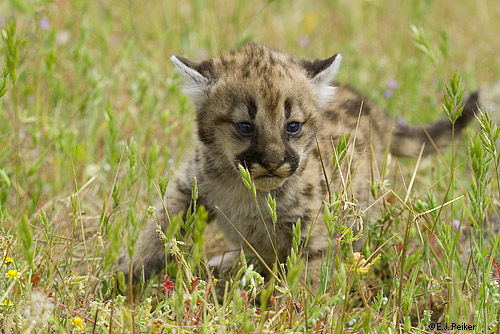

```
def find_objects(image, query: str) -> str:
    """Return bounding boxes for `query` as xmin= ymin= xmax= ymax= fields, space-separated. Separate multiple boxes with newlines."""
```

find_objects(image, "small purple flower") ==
xmin=396 ymin=117 xmax=407 ymax=127
xmin=0 ymin=16 xmax=5 ymax=28
xmin=387 ymin=79 xmax=398 ymax=89
xmin=383 ymin=89 xmax=393 ymax=99
xmin=28 ymin=94 xmax=35 ymax=103
xmin=299 ymin=35 xmax=309 ymax=48
xmin=40 ymin=17 xmax=50 ymax=31
xmin=453 ymin=219 xmax=464 ymax=230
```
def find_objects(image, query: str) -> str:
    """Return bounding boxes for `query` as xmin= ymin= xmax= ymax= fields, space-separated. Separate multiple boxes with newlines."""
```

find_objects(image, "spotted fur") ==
xmin=117 ymin=44 xmax=479 ymax=283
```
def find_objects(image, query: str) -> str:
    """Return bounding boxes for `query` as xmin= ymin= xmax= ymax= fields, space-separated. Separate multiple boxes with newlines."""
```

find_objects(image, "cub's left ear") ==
xmin=171 ymin=56 xmax=217 ymax=104
xmin=301 ymin=54 xmax=342 ymax=108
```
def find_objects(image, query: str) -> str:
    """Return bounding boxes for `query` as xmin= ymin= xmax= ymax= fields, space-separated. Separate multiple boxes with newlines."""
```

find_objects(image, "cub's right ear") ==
xmin=171 ymin=56 xmax=217 ymax=103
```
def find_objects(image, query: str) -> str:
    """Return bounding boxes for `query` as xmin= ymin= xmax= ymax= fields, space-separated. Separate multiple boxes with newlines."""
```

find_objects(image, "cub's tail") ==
xmin=390 ymin=92 xmax=480 ymax=158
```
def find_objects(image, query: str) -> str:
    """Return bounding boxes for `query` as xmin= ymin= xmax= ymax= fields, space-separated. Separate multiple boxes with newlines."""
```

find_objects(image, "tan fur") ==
xmin=117 ymin=44 xmax=479 ymax=283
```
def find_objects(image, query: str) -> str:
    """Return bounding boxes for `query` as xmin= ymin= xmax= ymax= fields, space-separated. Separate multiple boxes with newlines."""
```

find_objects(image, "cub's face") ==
xmin=172 ymin=44 xmax=341 ymax=190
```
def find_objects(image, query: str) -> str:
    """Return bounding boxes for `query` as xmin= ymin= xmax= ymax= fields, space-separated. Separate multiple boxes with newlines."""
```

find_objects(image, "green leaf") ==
xmin=0 ymin=169 xmax=10 ymax=187
xmin=267 ymin=193 xmax=277 ymax=225
xmin=238 ymin=164 xmax=252 ymax=190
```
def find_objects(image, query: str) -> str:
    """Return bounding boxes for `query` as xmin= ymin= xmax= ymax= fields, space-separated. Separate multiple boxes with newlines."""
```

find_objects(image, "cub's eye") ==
xmin=286 ymin=122 xmax=301 ymax=134
xmin=236 ymin=122 xmax=253 ymax=135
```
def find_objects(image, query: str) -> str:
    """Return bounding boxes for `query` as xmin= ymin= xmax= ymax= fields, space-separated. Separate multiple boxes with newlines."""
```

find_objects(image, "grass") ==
xmin=1 ymin=0 xmax=500 ymax=332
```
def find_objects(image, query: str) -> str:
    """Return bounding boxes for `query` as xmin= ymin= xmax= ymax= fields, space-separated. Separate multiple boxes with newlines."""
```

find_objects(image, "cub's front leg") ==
xmin=117 ymin=173 xmax=193 ymax=283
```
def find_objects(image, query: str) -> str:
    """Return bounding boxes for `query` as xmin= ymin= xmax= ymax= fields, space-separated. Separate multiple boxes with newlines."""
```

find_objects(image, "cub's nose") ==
xmin=261 ymin=158 xmax=284 ymax=171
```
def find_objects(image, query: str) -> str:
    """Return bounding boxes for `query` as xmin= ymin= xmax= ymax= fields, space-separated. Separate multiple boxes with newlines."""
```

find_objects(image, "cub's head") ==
xmin=172 ymin=44 xmax=341 ymax=190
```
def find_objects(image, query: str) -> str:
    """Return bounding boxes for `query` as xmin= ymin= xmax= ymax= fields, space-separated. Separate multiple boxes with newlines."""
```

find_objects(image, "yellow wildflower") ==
xmin=4 ymin=257 xmax=13 ymax=264
xmin=302 ymin=12 xmax=318 ymax=34
xmin=1 ymin=300 xmax=13 ymax=306
xmin=353 ymin=252 xmax=381 ymax=274
xmin=6 ymin=270 xmax=18 ymax=279
xmin=72 ymin=317 xmax=84 ymax=330
xmin=150 ymin=319 xmax=164 ymax=334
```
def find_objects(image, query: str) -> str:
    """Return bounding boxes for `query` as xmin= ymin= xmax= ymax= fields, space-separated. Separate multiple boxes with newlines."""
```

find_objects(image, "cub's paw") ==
xmin=115 ymin=251 xmax=166 ymax=289
xmin=207 ymin=250 xmax=240 ymax=274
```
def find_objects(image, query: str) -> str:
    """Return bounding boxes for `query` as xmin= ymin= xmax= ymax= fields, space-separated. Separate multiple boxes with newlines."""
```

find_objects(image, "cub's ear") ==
xmin=171 ymin=56 xmax=217 ymax=103
xmin=301 ymin=54 xmax=342 ymax=108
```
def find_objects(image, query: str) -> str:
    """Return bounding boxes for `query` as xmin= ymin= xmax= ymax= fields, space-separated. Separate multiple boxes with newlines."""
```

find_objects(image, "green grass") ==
xmin=1 ymin=0 xmax=500 ymax=332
